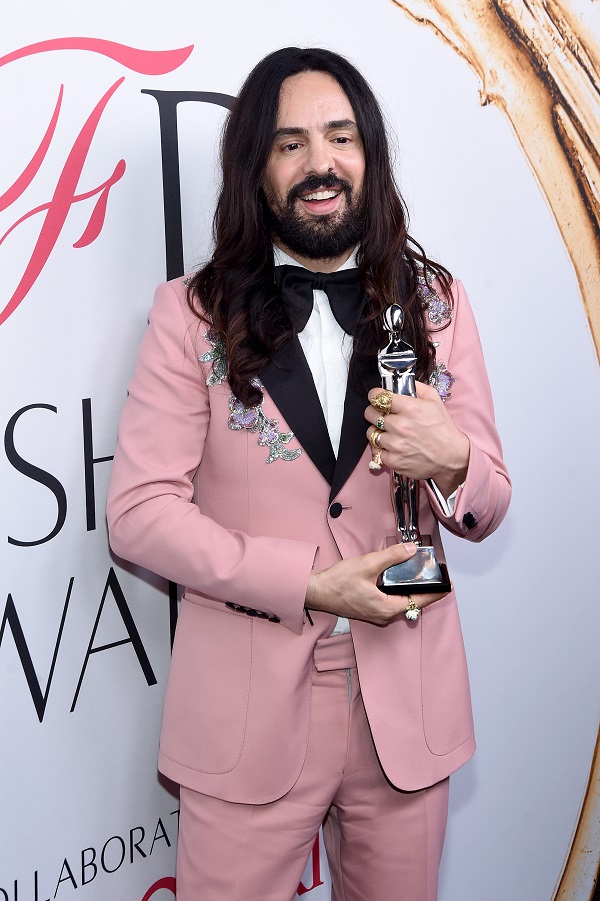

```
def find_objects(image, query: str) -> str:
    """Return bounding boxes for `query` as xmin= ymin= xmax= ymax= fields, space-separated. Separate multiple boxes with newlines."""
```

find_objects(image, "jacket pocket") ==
xmin=420 ymin=595 xmax=474 ymax=756
xmin=160 ymin=596 xmax=252 ymax=774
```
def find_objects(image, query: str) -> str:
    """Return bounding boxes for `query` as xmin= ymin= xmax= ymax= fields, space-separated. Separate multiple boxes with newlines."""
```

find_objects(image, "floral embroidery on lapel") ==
xmin=200 ymin=330 xmax=302 ymax=463
xmin=429 ymin=362 xmax=455 ymax=403
xmin=418 ymin=269 xmax=452 ymax=328
xmin=199 ymin=329 xmax=228 ymax=387
xmin=228 ymin=396 xmax=302 ymax=464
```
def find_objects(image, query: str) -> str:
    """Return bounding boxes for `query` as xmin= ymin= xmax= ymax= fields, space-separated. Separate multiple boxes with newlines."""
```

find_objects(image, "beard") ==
xmin=263 ymin=172 xmax=366 ymax=261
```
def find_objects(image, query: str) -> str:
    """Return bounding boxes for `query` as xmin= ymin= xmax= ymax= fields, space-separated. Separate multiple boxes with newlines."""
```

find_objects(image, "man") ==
xmin=107 ymin=47 xmax=510 ymax=901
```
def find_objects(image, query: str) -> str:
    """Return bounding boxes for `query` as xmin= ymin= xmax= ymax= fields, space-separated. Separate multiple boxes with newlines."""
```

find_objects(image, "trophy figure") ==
xmin=376 ymin=304 xmax=451 ymax=595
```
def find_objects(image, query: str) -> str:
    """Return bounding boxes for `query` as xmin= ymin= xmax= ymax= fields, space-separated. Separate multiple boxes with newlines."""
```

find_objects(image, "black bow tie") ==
xmin=275 ymin=264 xmax=367 ymax=335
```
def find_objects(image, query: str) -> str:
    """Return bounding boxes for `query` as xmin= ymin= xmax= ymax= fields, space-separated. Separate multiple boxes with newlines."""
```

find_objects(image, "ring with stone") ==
xmin=370 ymin=390 xmax=393 ymax=416
xmin=376 ymin=416 xmax=386 ymax=430
xmin=369 ymin=428 xmax=384 ymax=450
xmin=369 ymin=450 xmax=383 ymax=471
xmin=404 ymin=596 xmax=421 ymax=621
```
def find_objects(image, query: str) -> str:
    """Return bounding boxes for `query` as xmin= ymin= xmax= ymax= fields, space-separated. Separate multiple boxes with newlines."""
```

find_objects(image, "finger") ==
xmin=366 ymin=425 xmax=388 ymax=452
xmin=409 ymin=590 xmax=450 ymax=611
xmin=364 ymin=406 xmax=396 ymax=430
xmin=364 ymin=405 xmax=381 ymax=426
xmin=367 ymin=387 xmax=403 ymax=414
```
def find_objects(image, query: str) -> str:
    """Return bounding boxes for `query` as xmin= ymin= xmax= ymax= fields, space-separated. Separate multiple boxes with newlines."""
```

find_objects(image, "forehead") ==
xmin=276 ymin=70 xmax=356 ymax=129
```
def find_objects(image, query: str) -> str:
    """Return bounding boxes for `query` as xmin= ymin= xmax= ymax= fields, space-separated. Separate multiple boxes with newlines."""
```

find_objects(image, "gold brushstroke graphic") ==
xmin=389 ymin=0 xmax=600 ymax=897
xmin=391 ymin=0 xmax=600 ymax=357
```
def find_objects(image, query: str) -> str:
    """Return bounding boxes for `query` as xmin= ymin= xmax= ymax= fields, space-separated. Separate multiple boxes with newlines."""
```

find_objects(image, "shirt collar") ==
xmin=273 ymin=245 xmax=359 ymax=272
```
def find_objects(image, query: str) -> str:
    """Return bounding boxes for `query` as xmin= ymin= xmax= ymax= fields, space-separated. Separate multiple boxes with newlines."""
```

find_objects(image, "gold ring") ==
xmin=369 ymin=428 xmax=384 ymax=449
xmin=376 ymin=416 xmax=386 ymax=430
xmin=404 ymin=596 xmax=421 ymax=621
xmin=370 ymin=390 xmax=393 ymax=416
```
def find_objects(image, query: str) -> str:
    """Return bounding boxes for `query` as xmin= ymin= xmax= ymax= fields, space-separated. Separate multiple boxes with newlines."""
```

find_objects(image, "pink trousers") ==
xmin=176 ymin=633 xmax=449 ymax=901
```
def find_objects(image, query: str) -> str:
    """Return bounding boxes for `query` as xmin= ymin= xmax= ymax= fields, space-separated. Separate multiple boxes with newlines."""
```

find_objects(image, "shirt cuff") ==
xmin=428 ymin=479 xmax=463 ymax=517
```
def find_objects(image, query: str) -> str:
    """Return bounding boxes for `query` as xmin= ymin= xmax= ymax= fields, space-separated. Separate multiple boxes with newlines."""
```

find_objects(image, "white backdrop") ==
xmin=1 ymin=3 xmax=599 ymax=900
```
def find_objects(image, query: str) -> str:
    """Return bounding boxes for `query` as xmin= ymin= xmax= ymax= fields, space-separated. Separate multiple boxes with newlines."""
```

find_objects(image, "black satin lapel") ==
xmin=260 ymin=339 xmax=336 ymax=485
xmin=330 ymin=357 xmax=380 ymax=502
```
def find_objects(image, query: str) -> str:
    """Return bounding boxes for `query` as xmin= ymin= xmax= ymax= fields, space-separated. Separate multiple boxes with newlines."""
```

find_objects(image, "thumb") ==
xmin=415 ymin=380 xmax=439 ymax=401
xmin=365 ymin=542 xmax=417 ymax=577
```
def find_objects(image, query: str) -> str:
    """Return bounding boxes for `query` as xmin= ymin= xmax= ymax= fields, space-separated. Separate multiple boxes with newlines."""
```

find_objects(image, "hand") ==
xmin=365 ymin=383 xmax=470 ymax=498
xmin=305 ymin=543 xmax=449 ymax=626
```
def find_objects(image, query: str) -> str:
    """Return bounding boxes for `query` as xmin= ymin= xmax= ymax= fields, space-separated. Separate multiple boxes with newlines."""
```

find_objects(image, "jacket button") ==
xmin=329 ymin=502 xmax=343 ymax=518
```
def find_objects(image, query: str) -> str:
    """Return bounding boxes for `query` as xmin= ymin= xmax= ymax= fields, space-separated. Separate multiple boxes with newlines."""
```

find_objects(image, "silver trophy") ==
xmin=377 ymin=304 xmax=451 ymax=595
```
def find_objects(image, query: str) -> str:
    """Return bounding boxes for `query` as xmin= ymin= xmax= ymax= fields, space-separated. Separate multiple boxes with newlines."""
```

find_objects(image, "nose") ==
xmin=303 ymin=136 xmax=334 ymax=176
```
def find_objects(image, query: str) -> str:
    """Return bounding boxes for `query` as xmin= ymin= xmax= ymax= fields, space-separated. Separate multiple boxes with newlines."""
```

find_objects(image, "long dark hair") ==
xmin=187 ymin=47 xmax=452 ymax=407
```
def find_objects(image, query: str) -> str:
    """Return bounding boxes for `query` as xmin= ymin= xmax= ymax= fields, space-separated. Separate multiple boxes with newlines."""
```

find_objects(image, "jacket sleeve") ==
xmin=106 ymin=280 xmax=317 ymax=634
xmin=424 ymin=278 xmax=511 ymax=540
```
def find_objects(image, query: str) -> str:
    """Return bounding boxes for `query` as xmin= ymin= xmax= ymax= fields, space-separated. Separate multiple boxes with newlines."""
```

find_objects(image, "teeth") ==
xmin=302 ymin=190 xmax=338 ymax=201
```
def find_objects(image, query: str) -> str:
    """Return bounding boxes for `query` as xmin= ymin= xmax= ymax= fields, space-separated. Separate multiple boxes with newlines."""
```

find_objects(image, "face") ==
xmin=262 ymin=70 xmax=366 ymax=270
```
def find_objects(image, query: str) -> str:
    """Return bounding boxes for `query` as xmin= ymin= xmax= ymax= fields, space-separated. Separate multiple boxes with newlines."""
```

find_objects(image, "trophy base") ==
xmin=378 ymin=540 xmax=451 ymax=595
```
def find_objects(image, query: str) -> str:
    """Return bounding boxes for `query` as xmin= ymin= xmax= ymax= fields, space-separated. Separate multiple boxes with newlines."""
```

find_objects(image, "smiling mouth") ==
xmin=299 ymin=189 xmax=341 ymax=202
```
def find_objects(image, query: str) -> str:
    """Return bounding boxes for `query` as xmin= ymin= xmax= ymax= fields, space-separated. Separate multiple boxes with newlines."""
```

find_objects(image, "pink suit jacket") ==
xmin=107 ymin=275 xmax=510 ymax=803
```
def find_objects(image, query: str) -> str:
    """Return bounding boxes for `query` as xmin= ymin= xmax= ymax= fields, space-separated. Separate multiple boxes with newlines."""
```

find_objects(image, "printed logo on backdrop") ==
xmin=0 ymin=810 xmax=179 ymax=901
xmin=1 ymin=394 xmax=183 ymax=711
xmin=0 ymin=38 xmax=329 ymax=901
xmin=0 ymin=827 xmax=324 ymax=899
xmin=2 ymin=399 xmax=161 ymax=721
xmin=0 ymin=37 xmax=234 ymax=326
xmin=0 ymin=37 xmax=236 ymax=720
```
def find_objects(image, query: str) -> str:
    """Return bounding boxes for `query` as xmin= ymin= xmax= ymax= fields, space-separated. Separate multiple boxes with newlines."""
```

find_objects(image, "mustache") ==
xmin=287 ymin=172 xmax=352 ymax=205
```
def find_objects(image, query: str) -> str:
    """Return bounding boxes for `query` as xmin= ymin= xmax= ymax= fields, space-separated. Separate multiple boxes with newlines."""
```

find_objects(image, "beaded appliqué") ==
xmin=228 ymin=396 xmax=302 ymax=464
xmin=199 ymin=330 xmax=302 ymax=464
xmin=199 ymin=328 xmax=228 ymax=387
xmin=429 ymin=362 xmax=455 ymax=403
xmin=418 ymin=270 xmax=452 ymax=328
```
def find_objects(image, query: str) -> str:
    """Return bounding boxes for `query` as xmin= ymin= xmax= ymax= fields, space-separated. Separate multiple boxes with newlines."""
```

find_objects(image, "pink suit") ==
xmin=106 ymin=274 xmax=510 ymax=896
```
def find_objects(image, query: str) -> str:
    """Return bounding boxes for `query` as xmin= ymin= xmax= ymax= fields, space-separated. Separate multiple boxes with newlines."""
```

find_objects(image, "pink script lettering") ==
xmin=0 ymin=38 xmax=193 ymax=325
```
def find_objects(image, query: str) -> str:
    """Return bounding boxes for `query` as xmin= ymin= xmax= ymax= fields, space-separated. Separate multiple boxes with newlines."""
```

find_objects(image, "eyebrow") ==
xmin=272 ymin=119 xmax=358 ymax=141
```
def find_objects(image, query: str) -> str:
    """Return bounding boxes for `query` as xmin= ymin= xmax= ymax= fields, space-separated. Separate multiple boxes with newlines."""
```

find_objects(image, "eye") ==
xmin=282 ymin=141 xmax=302 ymax=152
